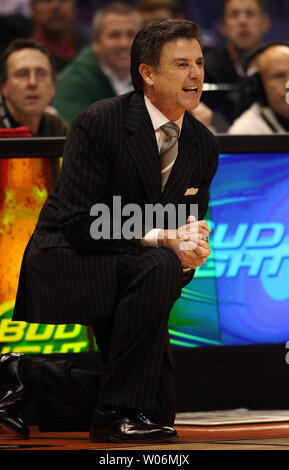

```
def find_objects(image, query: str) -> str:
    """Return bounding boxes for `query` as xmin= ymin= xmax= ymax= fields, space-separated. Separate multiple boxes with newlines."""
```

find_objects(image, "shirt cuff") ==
xmin=141 ymin=228 xmax=162 ymax=247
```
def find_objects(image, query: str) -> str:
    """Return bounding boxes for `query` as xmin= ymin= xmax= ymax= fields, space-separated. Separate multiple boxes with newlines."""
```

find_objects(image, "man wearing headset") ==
xmin=228 ymin=42 xmax=289 ymax=134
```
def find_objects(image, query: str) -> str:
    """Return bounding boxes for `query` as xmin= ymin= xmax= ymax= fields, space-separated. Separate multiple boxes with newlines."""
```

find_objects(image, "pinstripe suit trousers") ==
xmin=20 ymin=246 xmax=183 ymax=428
xmin=92 ymin=246 xmax=183 ymax=422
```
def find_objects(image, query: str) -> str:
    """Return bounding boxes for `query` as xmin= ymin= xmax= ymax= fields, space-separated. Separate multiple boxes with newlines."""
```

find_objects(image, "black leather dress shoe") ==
xmin=0 ymin=353 xmax=30 ymax=438
xmin=90 ymin=408 xmax=178 ymax=443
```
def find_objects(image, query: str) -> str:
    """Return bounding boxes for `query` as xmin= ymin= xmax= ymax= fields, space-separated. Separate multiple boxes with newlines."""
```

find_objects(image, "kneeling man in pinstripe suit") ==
xmin=6 ymin=19 xmax=219 ymax=443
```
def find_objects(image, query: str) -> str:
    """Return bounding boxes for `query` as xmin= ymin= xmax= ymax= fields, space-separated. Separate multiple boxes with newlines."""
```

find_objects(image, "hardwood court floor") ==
xmin=1 ymin=423 xmax=289 ymax=451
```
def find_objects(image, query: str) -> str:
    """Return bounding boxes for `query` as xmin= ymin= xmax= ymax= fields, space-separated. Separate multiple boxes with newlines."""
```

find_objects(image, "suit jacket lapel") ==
xmin=125 ymin=92 xmax=162 ymax=204
xmin=162 ymin=112 xmax=199 ymax=205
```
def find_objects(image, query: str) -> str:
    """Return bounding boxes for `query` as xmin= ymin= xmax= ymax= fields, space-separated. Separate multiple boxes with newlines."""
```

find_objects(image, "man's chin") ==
xmin=234 ymin=40 xmax=256 ymax=53
xmin=44 ymin=22 xmax=68 ymax=35
xmin=115 ymin=62 xmax=131 ymax=73
xmin=23 ymin=106 xmax=43 ymax=115
xmin=274 ymin=108 xmax=289 ymax=121
xmin=182 ymin=95 xmax=201 ymax=112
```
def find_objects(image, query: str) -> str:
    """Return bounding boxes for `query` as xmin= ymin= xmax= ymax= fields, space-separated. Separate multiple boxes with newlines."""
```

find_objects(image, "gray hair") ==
xmin=92 ymin=2 xmax=143 ymax=38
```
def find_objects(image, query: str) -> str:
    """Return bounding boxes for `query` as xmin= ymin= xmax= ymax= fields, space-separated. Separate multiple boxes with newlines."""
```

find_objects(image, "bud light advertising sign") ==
xmin=1 ymin=152 xmax=289 ymax=353
xmin=169 ymin=152 xmax=289 ymax=347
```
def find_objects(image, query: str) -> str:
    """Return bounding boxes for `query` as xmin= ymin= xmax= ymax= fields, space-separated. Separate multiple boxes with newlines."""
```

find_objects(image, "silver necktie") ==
xmin=160 ymin=122 xmax=180 ymax=191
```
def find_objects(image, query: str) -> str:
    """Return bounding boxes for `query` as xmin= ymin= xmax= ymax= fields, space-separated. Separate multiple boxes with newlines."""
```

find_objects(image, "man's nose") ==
xmin=188 ymin=65 xmax=203 ymax=79
xmin=119 ymin=34 xmax=133 ymax=49
xmin=237 ymin=11 xmax=250 ymax=23
xmin=27 ymin=73 xmax=38 ymax=87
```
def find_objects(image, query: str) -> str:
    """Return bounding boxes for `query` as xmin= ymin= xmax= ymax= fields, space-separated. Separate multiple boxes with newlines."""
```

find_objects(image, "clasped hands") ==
xmin=157 ymin=216 xmax=211 ymax=269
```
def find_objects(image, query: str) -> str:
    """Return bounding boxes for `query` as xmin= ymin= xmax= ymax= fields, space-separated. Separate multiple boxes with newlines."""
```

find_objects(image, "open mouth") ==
xmin=118 ymin=50 xmax=130 ymax=59
xmin=182 ymin=86 xmax=199 ymax=94
xmin=239 ymin=30 xmax=250 ymax=38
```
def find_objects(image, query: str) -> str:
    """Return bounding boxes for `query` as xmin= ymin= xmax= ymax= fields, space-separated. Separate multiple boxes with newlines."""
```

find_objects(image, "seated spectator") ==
xmin=52 ymin=2 xmax=142 ymax=124
xmin=228 ymin=42 xmax=289 ymax=134
xmin=137 ymin=0 xmax=183 ymax=26
xmin=30 ymin=0 xmax=84 ymax=73
xmin=203 ymin=0 xmax=270 ymax=124
xmin=0 ymin=38 xmax=68 ymax=136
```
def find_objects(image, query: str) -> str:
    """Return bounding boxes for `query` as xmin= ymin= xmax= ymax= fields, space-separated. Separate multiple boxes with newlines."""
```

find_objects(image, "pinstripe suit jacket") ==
xmin=13 ymin=91 xmax=219 ymax=324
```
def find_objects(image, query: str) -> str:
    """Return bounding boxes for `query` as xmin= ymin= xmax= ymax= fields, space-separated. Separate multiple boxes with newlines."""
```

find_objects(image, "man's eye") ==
xmin=273 ymin=73 xmax=285 ymax=80
xmin=246 ymin=10 xmax=256 ymax=18
xmin=37 ymin=70 xmax=48 ymax=78
xmin=107 ymin=32 xmax=120 ymax=39
xmin=16 ymin=70 xmax=29 ymax=78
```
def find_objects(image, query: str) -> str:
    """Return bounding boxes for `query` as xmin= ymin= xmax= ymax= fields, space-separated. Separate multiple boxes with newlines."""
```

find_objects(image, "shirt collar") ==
xmin=144 ymin=94 xmax=184 ymax=132
xmin=99 ymin=61 xmax=132 ymax=95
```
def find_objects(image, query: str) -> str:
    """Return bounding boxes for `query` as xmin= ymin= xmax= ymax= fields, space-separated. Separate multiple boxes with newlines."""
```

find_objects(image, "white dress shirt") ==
xmin=99 ymin=62 xmax=133 ymax=96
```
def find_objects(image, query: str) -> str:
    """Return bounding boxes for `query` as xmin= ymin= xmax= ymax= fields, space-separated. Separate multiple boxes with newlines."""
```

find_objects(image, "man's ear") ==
xmin=139 ymin=63 xmax=154 ymax=86
xmin=1 ymin=83 xmax=7 ymax=100
xmin=261 ymin=15 xmax=271 ymax=35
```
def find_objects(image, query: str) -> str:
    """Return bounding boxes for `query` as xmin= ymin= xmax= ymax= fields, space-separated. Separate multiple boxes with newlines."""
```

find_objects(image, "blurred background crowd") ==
xmin=0 ymin=0 xmax=288 ymax=136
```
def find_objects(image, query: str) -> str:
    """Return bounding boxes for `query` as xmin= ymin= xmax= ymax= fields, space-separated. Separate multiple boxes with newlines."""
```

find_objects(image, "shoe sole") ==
xmin=90 ymin=430 xmax=178 ymax=444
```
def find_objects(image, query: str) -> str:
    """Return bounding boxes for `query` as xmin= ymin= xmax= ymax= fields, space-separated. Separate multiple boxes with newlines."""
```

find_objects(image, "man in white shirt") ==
xmin=52 ymin=2 xmax=143 ymax=124
xmin=228 ymin=43 xmax=289 ymax=134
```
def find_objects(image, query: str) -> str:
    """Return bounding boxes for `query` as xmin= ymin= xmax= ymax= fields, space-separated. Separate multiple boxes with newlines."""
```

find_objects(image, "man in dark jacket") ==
xmin=203 ymin=0 xmax=270 ymax=124
xmin=0 ymin=38 xmax=68 ymax=136
xmin=52 ymin=2 xmax=143 ymax=124
xmin=2 ymin=19 xmax=218 ymax=444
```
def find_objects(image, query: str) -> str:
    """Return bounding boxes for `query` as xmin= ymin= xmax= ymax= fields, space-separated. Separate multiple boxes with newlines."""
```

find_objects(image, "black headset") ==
xmin=241 ymin=40 xmax=289 ymax=106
